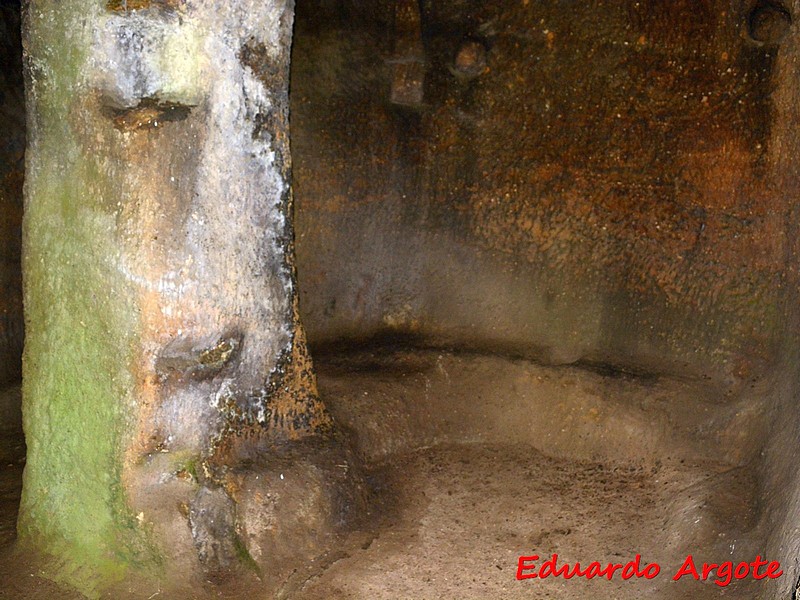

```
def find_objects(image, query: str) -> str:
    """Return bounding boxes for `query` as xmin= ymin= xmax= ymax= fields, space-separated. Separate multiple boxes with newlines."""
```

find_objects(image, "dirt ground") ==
xmin=0 ymin=348 xmax=768 ymax=599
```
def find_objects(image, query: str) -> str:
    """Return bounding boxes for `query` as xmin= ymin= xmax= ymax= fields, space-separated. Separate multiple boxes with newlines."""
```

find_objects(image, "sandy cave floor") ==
xmin=0 ymin=347 xmax=769 ymax=599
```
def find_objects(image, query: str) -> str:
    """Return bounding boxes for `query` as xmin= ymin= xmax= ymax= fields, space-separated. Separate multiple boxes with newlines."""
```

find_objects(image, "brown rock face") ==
xmin=292 ymin=0 xmax=796 ymax=384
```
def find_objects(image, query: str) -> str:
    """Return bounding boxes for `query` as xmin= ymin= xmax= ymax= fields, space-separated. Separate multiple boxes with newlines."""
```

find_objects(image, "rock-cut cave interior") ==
xmin=4 ymin=0 xmax=800 ymax=598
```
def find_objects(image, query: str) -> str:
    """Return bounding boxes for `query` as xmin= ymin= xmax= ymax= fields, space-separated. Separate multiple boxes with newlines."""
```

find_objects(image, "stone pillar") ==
xmin=19 ymin=1 xmax=362 ymax=596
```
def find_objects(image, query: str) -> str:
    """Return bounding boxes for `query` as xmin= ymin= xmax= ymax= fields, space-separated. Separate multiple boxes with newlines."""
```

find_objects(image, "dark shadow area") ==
xmin=0 ymin=0 xmax=23 ymax=386
xmin=0 ymin=0 xmax=25 ymax=585
xmin=0 ymin=1 xmax=30 ymax=594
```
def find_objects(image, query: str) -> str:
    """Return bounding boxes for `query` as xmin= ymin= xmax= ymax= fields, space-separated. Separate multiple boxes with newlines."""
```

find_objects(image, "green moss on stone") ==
xmin=232 ymin=533 xmax=262 ymax=578
xmin=18 ymin=1 xmax=158 ymax=596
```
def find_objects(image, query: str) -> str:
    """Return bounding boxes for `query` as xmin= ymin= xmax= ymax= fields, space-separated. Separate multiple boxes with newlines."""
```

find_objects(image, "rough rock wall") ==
xmin=756 ymin=0 xmax=800 ymax=595
xmin=290 ymin=2 xmax=800 ymax=597
xmin=292 ymin=0 xmax=795 ymax=386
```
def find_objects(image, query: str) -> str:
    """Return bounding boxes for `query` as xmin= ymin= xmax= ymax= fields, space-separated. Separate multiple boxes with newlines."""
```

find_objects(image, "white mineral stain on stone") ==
xmin=158 ymin=19 xmax=207 ymax=101
xmin=82 ymin=0 xmax=299 ymax=450
xmin=93 ymin=13 xmax=208 ymax=106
